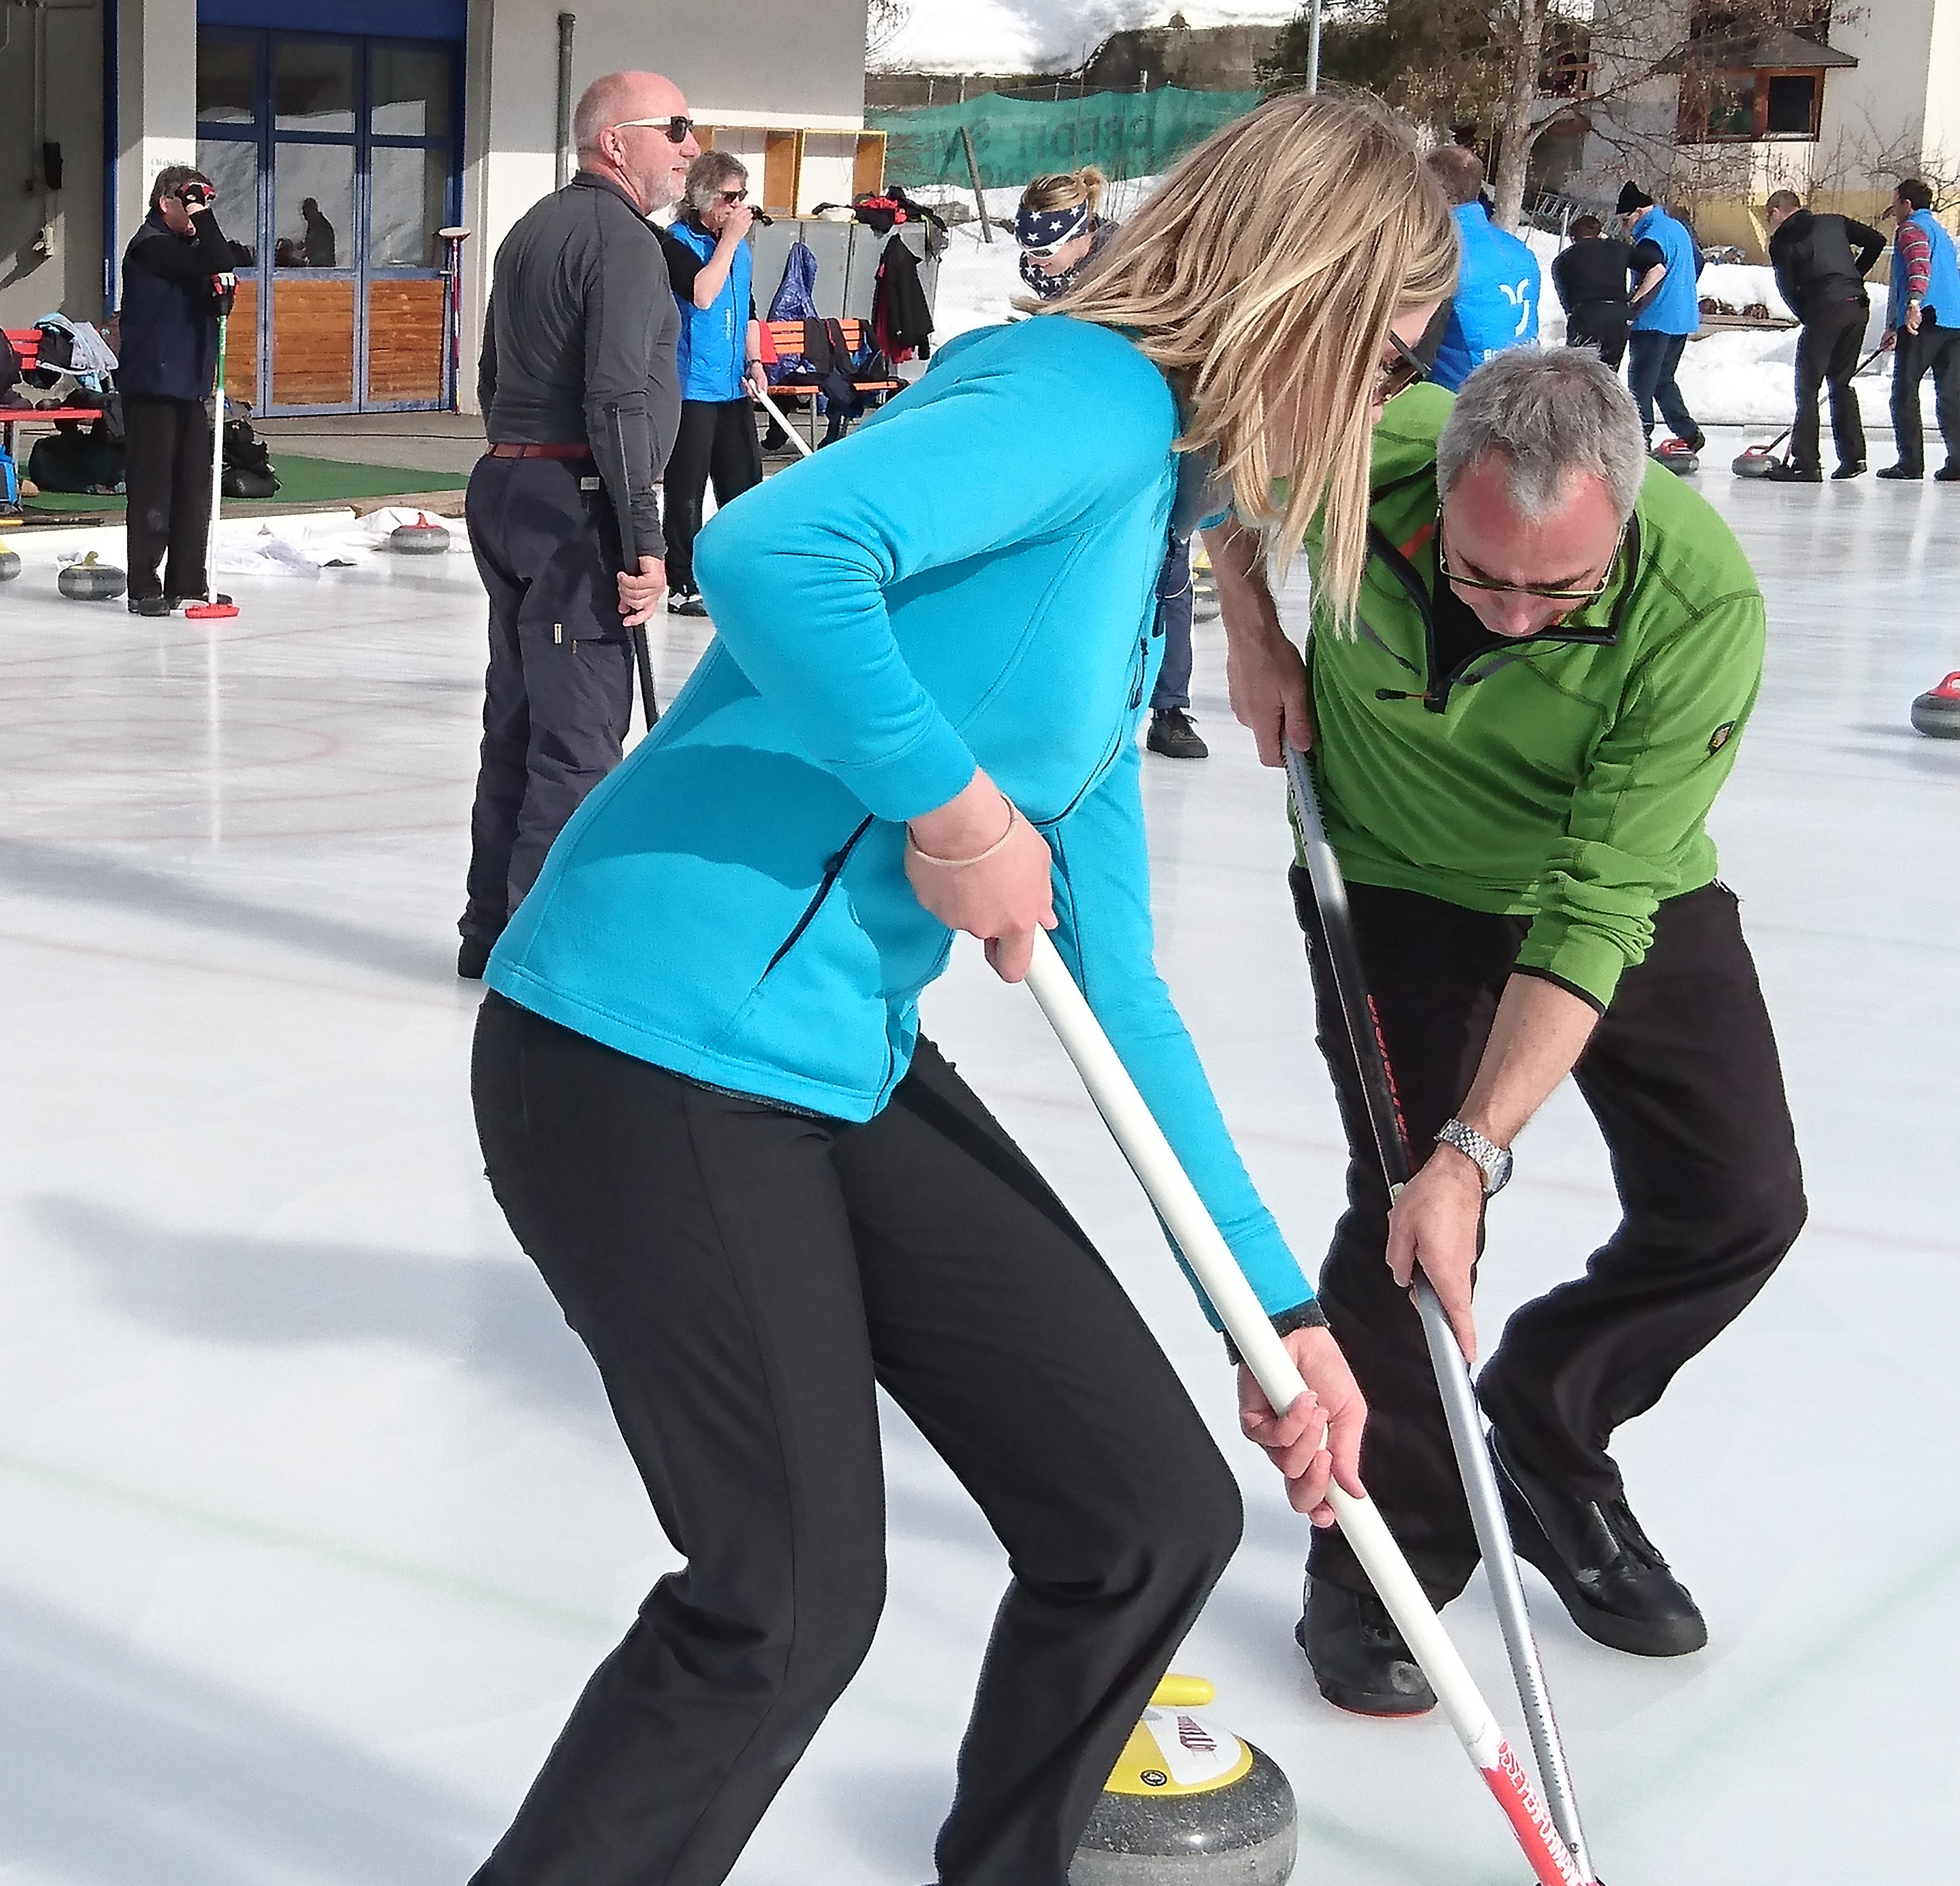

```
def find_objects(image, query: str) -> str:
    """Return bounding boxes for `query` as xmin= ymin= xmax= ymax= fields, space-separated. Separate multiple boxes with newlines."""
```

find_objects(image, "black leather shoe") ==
xmin=1297 ymin=1575 xmax=1436 ymax=1715
xmin=457 ymin=936 xmax=496 ymax=980
xmin=1491 ymin=1429 xmax=1707 ymax=1657
xmin=1877 ymin=464 xmax=1922 ymax=480
xmin=1760 ymin=460 xmax=1821 ymax=482
xmin=1935 ymin=464 xmax=1960 ymax=482
xmin=1146 ymin=706 xmax=1209 ymax=759
xmin=1832 ymin=462 xmax=1866 ymax=480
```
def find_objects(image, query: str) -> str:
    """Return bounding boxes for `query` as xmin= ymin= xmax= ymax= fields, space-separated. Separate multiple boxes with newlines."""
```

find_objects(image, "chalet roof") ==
xmin=1663 ymin=27 xmax=1859 ymax=73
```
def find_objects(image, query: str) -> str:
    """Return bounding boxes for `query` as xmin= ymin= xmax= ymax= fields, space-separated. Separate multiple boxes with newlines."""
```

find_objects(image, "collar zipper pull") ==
xmin=1375 ymin=687 xmax=1419 ymax=702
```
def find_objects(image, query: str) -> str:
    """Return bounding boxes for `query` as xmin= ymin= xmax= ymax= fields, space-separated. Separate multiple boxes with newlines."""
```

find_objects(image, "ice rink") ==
xmin=1 ymin=455 xmax=1956 ymax=1886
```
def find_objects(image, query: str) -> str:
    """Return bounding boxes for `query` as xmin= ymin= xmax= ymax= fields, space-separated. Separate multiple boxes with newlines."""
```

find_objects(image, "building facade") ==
xmin=1 ymin=0 xmax=868 ymax=415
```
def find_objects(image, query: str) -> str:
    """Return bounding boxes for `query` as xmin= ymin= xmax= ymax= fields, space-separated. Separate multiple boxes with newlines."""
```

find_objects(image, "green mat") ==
xmin=24 ymin=452 xmax=468 ymax=517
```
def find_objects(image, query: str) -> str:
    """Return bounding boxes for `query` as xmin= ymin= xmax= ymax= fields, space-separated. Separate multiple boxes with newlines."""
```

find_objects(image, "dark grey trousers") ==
xmin=460 ymin=453 xmax=636 ymax=944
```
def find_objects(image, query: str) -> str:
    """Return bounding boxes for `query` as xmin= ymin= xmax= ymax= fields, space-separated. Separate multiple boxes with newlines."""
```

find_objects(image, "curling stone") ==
xmin=1911 ymin=671 xmax=1960 ymax=738
xmin=58 ymin=551 xmax=126 ymax=601
xmin=1651 ymin=440 xmax=1699 ymax=476
xmin=1070 ymin=1676 xmax=1296 ymax=1886
xmin=388 ymin=511 xmax=452 ymax=554
xmin=0 ymin=540 xmax=19 ymax=582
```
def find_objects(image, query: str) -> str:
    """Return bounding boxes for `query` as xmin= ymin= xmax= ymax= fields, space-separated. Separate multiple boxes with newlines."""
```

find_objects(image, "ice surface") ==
xmin=0 ymin=467 xmax=1955 ymax=1886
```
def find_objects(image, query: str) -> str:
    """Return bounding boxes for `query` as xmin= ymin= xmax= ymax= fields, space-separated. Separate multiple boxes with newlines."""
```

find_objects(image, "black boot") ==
xmin=1490 ymin=1429 xmax=1707 ymax=1657
xmin=1146 ymin=706 xmax=1208 ymax=759
xmin=1296 ymin=1575 xmax=1436 ymax=1716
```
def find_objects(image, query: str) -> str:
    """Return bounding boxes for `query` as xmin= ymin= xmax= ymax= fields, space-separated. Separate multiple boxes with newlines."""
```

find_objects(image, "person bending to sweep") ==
xmin=466 ymin=93 xmax=1454 ymax=1886
xmin=1209 ymin=349 xmax=1805 ymax=1715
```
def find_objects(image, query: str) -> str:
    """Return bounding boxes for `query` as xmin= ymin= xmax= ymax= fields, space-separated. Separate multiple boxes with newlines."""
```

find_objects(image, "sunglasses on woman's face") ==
xmin=609 ymin=116 xmax=696 ymax=145
xmin=1375 ymin=333 xmax=1429 ymax=404
xmin=716 ymin=188 xmax=748 ymax=204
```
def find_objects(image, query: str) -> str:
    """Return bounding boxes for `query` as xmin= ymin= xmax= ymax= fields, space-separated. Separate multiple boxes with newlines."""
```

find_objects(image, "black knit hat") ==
xmin=1616 ymin=181 xmax=1654 ymax=215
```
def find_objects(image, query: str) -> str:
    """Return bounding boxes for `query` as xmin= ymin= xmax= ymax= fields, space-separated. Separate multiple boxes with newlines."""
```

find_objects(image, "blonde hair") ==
xmin=1020 ymin=165 xmax=1107 ymax=221
xmin=1046 ymin=91 xmax=1456 ymax=619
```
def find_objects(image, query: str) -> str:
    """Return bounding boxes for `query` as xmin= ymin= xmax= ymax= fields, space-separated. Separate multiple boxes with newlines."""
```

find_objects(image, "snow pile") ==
xmin=875 ymin=1 xmax=1300 ymax=76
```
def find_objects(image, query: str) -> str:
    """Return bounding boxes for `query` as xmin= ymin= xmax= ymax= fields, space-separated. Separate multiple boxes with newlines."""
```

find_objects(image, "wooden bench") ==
xmin=3 ymin=327 xmax=117 ymax=467
xmin=758 ymin=318 xmax=905 ymax=451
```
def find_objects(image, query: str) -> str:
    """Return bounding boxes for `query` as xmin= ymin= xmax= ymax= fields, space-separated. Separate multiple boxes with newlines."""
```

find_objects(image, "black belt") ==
xmin=486 ymin=442 xmax=596 ymax=460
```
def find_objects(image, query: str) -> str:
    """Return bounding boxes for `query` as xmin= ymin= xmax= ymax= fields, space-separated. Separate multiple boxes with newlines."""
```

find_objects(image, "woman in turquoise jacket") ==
xmin=470 ymin=93 xmax=1455 ymax=1886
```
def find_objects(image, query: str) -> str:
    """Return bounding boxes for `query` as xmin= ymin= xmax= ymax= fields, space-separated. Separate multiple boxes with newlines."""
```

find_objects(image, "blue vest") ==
xmin=1431 ymin=203 xmax=1541 ymax=392
xmin=117 ymin=215 xmax=220 ymax=402
xmin=669 ymin=218 xmax=752 ymax=403
xmin=1629 ymin=208 xmax=1701 ymax=335
xmin=1891 ymin=209 xmax=1960 ymax=329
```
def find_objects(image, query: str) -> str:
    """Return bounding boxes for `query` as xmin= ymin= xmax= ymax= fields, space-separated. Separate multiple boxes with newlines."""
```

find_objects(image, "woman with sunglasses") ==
xmin=468 ymin=92 xmax=1454 ymax=1886
xmin=657 ymin=151 xmax=769 ymax=618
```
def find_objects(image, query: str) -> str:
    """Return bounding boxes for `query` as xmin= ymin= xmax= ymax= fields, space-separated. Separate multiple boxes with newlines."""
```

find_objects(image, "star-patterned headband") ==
xmin=1014 ymin=199 xmax=1092 ymax=258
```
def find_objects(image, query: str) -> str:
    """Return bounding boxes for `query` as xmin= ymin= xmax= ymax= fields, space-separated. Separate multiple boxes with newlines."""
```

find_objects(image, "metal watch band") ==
xmin=1437 ymin=1117 xmax=1507 ymax=1194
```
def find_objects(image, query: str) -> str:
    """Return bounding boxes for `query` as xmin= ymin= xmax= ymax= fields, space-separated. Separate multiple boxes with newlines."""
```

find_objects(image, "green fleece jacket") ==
xmin=1304 ymin=383 xmax=1765 ymax=1010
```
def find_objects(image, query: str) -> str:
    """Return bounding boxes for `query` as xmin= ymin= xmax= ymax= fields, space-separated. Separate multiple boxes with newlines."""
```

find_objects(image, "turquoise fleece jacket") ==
xmin=486 ymin=314 xmax=1313 ymax=1320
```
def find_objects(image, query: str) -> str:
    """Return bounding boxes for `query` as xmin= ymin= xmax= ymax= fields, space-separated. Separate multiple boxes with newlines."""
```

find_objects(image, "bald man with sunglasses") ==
xmin=1208 ymin=349 xmax=1805 ymax=1714
xmin=458 ymin=71 xmax=699 ymax=979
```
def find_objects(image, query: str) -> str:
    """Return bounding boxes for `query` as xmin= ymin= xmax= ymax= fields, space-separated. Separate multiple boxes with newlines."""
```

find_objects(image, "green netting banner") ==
xmin=870 ymin=87 xmax=1265 ymax=191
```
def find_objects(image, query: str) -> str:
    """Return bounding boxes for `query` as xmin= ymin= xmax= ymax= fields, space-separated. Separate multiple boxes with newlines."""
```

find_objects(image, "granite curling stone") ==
xmin=59 ymin=551 xmax=126 ymax=601
xmin=1070 ymin=1676 xmax=1297 ymax=1886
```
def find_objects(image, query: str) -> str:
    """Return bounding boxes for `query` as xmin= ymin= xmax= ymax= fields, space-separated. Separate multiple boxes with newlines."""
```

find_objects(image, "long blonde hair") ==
xmin=1020 ymin=165 xmax=1108 ymax=222
xmin=1047 ymin=91 xmax=1456 ymax=619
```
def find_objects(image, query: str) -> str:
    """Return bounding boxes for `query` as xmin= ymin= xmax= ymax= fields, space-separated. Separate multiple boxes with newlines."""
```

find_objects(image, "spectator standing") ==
xmin=1015 ymin=168 xmax=1207 ymax=759
xmin=1424 ymin=147 xmax=1540 ymax=394
xmin=457 ymin=70 xmax=693 ymax=980
xmin=1761 ymin=188 xmax=1884 ymax=482
xmin=658 ymin=151 xmax=768 ymax=619
xmin=1550 ymin=213 xmax=1633 ymax=369
xmin=299 ymin=197 xmax=336 ymax=267
xmin=117 ymin=164 xmax=238 ymax=618
xmin=1619 ymin=182 xmax=1705 ymax=460
xmin=1878 ymin=178 xmax=1960 ymax=481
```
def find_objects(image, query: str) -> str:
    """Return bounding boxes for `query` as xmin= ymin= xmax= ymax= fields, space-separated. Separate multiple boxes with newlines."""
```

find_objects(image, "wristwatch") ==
xmin=1436 ymin=1117 xmax=1513 ymax=1196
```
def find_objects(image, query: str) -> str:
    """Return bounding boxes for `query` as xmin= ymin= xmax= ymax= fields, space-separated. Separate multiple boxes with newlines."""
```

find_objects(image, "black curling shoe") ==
xmin=1490 ymin=1429 xmax=1708 ymax=1657
xmin=1761 ymin=460 xmax=1821 ymax=482
xmin=1297 ymin=1575 xmax=1437 ymax=1716
xmin=1146 ymin=706 xmax=1209 ymax=759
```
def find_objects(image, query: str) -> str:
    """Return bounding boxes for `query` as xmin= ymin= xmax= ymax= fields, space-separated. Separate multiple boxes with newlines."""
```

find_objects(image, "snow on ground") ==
xmin=875 ymin=0 xmax=1299 ymax=77
xmin=933 ymin=217 xmax=1902 ymax=438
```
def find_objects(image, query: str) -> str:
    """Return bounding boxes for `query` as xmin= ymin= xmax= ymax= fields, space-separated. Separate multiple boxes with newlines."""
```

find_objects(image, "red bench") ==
xmin=759 ymin=318 xmax=905 ymax=451
xmin=3 ymin=327 xmax=118 ymax=466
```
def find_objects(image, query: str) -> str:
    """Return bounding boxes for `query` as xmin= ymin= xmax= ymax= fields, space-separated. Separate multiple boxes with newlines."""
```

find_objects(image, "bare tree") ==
xmin=867 ymin=0 xmax=911 ymax=64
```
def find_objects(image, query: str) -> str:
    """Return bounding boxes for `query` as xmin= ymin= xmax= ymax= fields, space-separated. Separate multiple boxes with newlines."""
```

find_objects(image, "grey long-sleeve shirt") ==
xmin=478 ymin=171 xmax=681 ymax=558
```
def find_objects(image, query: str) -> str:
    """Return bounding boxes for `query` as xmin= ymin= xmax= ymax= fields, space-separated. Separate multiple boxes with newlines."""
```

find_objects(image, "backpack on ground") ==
xmin=221 ymin=411 xmax=279 ymax=497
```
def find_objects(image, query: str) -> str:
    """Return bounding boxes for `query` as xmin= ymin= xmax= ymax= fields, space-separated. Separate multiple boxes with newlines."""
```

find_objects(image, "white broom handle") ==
xmin=1021 ymin=929 xmax=1506 ymax=1762
xmin=753 ymin=384 xmax=815 ymax=459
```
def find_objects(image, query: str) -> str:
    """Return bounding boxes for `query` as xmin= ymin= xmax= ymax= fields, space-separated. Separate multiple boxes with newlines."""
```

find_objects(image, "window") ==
xmin=1678 ymin=67 xmax=1825 ymax=142
xmin=1539 ymin=22 xmax=1593 ymax=98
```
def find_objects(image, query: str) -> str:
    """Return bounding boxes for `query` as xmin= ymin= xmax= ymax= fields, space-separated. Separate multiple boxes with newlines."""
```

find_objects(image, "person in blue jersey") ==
xmin=465 ymin=92 xmax=1455 ymax=1886
xmin=658 ymin=151 xmax=768 ymax=615
xmin=1878 ymin=177 xmax=1960 ymax=480
xmin=1619 ymin=182 xmax=1707 ymax=459
xmin=1424 ymin=145 xmax=1540 ymax=392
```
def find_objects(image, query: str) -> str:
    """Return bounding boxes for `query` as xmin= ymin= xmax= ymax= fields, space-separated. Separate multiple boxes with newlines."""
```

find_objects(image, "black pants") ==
xmin=1294 ymin=877 xmax=1805 ymax=1606
xmin=1889 ymin=320 xmax=1960 ymax=474
xmin=469 ymin=996 xmax=1241 ymax=1886
xmin=460 ymin=454 xmax=636 ymax=944
xmin=1792 ymin=297 xmax=1869 ymax=473
xmin=122 ymin=393 xmax=212 ymax=603
xmin=1564 ymin=305 xmax=1628 ymax=372
xmin=1626 ymin=330 xmax=1699 ymax=445
xmin=663 ymin=398 xmax=763 ymax=594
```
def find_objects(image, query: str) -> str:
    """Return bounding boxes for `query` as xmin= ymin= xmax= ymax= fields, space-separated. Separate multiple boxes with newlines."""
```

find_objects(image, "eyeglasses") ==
xmin=609 ymin=116 xmax=696 ymax=145
xmin=1376 ymin=333 xmax=1429 ymax=405
xmin=1436 ymin=510 xmax=1627 ymax=605
xmin=716 ymin=188 xmax=748 ymax=204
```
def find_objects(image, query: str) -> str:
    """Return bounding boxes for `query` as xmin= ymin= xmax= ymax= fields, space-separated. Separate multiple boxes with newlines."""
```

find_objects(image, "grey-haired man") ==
xmin=1207 ymin=350 xmax=1805 ymax=1713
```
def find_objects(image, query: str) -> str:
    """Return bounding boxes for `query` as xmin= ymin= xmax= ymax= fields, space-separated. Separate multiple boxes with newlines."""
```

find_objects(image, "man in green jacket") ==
xmin=1208 ymin=349 xmax=1805 ymax=1715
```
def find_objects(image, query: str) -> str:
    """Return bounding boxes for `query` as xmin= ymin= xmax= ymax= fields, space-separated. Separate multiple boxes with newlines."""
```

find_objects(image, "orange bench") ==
xmin=3 ymin=327 xmax=117 ymax=465
xmin=758 ymin=318 xmax=905 ymax=450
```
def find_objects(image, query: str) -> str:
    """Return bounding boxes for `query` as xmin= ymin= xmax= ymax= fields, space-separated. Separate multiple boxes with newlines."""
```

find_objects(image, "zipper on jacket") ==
xmin=762 ymin=815 xmax=876 ymax=979
xmin=1363 ymin=515 xmax=1640 ymax=713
